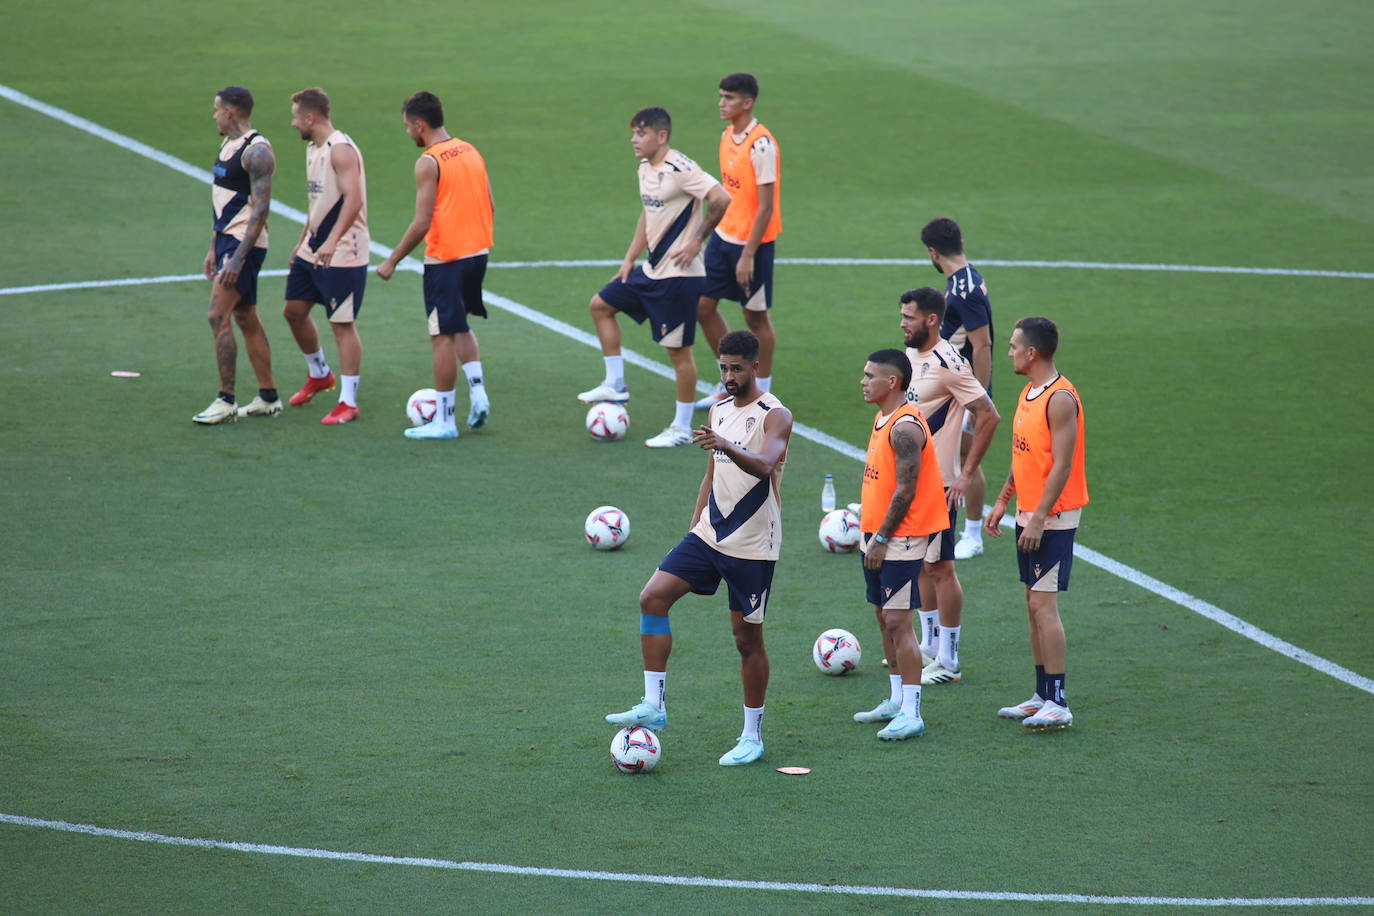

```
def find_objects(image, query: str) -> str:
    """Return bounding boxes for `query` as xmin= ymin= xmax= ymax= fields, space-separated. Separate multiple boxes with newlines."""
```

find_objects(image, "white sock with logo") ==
xmin=743 ymin=705 xmax=764 ymax=741
xmin=462 ymin=361 xmax=486 ymax=398
xmin=340 ymin=375 xmax=359 ymax=407
xmin=903 ymin=684 xmax=922 ymax=719
xmin=673 ymin=401 xmax=693 ymax=430
xmin=437 ymin=389 xmax=457 ymax=428
xmin=938 ymin=624 xmax=961 ymax=671
xmin=888 ymin=674 xmax=903 ymax=705
xmin=305 ymin=349 xmax=331 ymax=379
xmin=918 ymin=609 xmax=939 ymax=656
xmin=643 ymin=671 xmax=666 ymax=711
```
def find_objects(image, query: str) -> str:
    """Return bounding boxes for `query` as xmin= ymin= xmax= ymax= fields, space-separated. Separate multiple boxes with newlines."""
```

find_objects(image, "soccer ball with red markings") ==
xmin=584 ymin=505 xmax=630 ymax=550
xmin=585 ymin=402 xmax=630 ymax=441
xmin=406 ymin=388 xmax=439 ymax=427
xmin=817 ymin=508 xmax=861 ymax=553
xmin=610 ymin=726 xmax=661 ymax=773
xmin=813 ymin=628 xmax=862 ymax=675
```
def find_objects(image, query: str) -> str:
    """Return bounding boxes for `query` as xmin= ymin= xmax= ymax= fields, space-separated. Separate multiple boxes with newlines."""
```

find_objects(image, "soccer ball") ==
xmin=406 ymin=388 xmax=439 ymax=426
xmin=813 ymin=628 xmax=861 ymax=675
xmin=818 ymin=508 xmax=861 ymax=553
xmin=586 ymin=402 xmax=630 ymax=441
xmin=610 ymin=726 xmax=661 ymax=773
xmin=585 ymin=505 xmax=630 ymax=550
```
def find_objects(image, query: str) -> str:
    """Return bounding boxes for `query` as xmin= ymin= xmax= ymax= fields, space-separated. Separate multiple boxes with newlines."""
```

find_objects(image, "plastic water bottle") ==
xmin=821 ymin=474 xmax=836 ymax=513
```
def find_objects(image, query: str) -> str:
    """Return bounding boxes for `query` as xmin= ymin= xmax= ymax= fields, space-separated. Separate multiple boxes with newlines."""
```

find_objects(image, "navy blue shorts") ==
xmin=1016 ymin=525 xmax=1077 ymax=592
xmin=928 ymin=500 xmax=958 ymax=563
xmin=658 ymin=532 xmax=774 ymax=622
xmin=285 ymin=257 xmax=367 ymax=321
xmin=213 ymin=233 xmax=267 ymax=307
xmin=702 ymin=237 xmax=775 ymax=311
xmin=597 ymin=267 xmax=700 ymax=348
xmin=423 ymin=255 xmax=488 ymax=335
xmin=861 ymin=541 xmax=925 ymax=610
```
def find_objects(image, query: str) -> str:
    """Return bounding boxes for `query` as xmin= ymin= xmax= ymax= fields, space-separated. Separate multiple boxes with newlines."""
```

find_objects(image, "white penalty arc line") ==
xmin=2 ymin=81 xmax=1371 ymax=702
xmin=1 ymin=814 xmax=1370 ymax=908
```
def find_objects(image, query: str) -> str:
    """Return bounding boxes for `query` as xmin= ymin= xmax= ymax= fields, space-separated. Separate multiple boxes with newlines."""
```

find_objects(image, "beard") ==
xmin=905 ymin=327 xmax=931 ymax=350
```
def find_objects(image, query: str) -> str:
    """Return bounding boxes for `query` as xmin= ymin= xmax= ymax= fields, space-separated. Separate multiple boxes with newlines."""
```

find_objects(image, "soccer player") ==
xmin=606 ymin=330 xmax=792 ymax=765
xmin=194 ymin=86 xmax=278 ymax=424
xmin=576 ymin=107 xmax=731 ymax=448
xmin=377 ymin=91 xmax=494 ymax=440
xmin=281 ymin=87 xmax=370 ymax=425
xmin=898 ymin=288 xmax=1000 ymax=686
xmin=920 ymin=217 xmax=994 ymax=558
xmin=694 ymin=72 xmax=781 ymax=407
xmin=853 ymin=350 xmax=950 ymax=741
xmin=984 ymin=317 xmax=1088 ymax=730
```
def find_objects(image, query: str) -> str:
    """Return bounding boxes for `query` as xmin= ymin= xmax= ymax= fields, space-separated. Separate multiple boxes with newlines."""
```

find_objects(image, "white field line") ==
xmin=2 ymin=81 xmax=1370 ymax=699
xmin=2 ymin=814 xmax=1371 ymax=908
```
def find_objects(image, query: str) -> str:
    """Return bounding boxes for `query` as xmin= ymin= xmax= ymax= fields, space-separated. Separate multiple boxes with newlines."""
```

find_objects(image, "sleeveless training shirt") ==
xmin=1011 ymin=375 xmax=1089 ymax=516
xmin=296 ymin=130 xmax=369 ymax=268
xmin=860 ymin=403 xmax=949 ymax=538
xmin=691 ymin=391 xmax=788 ymax=561
xmin=212 ymin=132 xmax=270 ymax=246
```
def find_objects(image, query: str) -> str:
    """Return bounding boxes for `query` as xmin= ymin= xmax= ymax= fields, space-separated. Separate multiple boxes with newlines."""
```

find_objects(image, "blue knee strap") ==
xmin=639 ymin=613 xmax=672 ymax=635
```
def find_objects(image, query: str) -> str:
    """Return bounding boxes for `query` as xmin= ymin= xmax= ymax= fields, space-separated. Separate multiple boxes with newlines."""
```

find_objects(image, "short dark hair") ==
xmin=868 ymin=348 xmax=913 ymax=391
xmin=1015 ymin=316 xmax=1059 ymax=359
xmin=719 ymin=73 xmax=759 ymax=99
xmin=900 ymin=286 xmax=946 ymax=322
xmin=719 ymin=330 xmax=760 ymax=362
xmin=291 ymin=87 xmax=330 ymax=118
xmin=920 ymin=217 xmax=964 ymax=257
xmin=630 ymin=106 xmax=671 ymax=135
xmin=403 ymin=91 xmax=444 ymax=128
xmin=217 ymin=86 xmax=254 ymax=117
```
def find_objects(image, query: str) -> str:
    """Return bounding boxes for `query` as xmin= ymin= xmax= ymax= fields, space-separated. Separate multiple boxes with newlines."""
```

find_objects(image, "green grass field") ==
xmin=3 ymin=1 xmax=1373 ymax=912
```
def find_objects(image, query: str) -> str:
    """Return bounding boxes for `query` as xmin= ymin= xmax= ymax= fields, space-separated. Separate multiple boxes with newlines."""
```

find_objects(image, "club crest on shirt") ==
xmin=745 ymin=417 xmax=756 ymax=434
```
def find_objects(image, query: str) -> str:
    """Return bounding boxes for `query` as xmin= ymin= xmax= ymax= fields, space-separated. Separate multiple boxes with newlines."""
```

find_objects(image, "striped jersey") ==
xmin=211 ymin=132 xmax=271 ymax=247
xmin=638 ymin=149 xmax=721 ymax=281
xmin=691 ymin=392 xmax=788 ymax=560
xmin=295 ymin=130 xmax=369 ymax=268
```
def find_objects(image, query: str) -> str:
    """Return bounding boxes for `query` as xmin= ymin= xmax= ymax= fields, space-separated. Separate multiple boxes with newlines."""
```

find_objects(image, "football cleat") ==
xmin=998 ymin=696 xmax=1045 ymax=720
xmin=953 ymin=534 xmax=984 ymax=559
xmin=289 ymin=372 xmax=337 ymax=406
xmin=235 ymin=396 xmax=282 ymax=418
xmin=192 ymin=398 xmax=238 ymax=425
xmin=877 ymin=712 xmax=926 ymax=741
xmin=1023 ymin=700 xmax=1073 ymax=730
xmin=719 ymin=736 xmax=765 ymax=766
xmin=467 ymin=391 xmax=490 ymax=429
xmin=321 ymin=403 xmax=359 ymax=425
xmin=694 ymin=382 xmax=728 ymax=409
xmin=853 ymin=699 xmax=900 ymax=723
xmin=404 ymin=421 xmax=458 ymax=440
xmin=605 ymin=698 xmax=667 ymax=732
xmin=921 ymin=662 xmax=962 ymax=686
xmin=577 ymin=382 xmax=630 ymax=404
xmin=644 ymin=425 xmax=692 ymax=448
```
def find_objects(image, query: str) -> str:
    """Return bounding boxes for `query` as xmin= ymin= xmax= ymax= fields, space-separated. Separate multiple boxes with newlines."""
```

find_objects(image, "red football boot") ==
xmin=321 ymin=403 xmax=359 ymax=425
xmin=289 ymin=372 xmax=337 ymax=406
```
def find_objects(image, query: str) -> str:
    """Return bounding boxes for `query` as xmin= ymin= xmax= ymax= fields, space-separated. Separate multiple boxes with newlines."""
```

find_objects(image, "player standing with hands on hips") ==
xmin=984 ymin=317 xmax=1088 ymax=730
xmin=606 ymin=331 xmax=792 ymax=766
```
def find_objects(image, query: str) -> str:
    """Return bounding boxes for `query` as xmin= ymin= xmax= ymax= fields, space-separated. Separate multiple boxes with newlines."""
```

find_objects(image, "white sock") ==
xmin=305 ymin=349 xmax=331 ymax=379
xmin=743 ymin=704 xmax=765 ymax=741
xmin=963 ymin=518 xmax=983 ymax=541
xmin=437 ymin=389 xmax=457 ymax=428
xmin=756 ymin=375 xmax=772 ymax=393
xmin=903 ymin=683 xmax=922 ymax=719
xmin=938 ymin=624 xmax=961 ymax=671
xmin=918 ymin=609 xmax=939 ymax=655
xmin=644 ymin=671 xmax=667 ymax=710
xmin=340 ymin=375 xmax=359 ymax=407
xmin=673 ymin=400 xmax=693 ymax=430
xmin=462 ymin=360 xmax=486 ymax=397
xmin=888 ymin=673 xmax=903 ymax=705
xmin=603 ymin=355 xmax=625 ymax=388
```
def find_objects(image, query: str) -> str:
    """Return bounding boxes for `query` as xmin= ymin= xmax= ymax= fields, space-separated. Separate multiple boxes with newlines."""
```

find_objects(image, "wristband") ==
xmin=872 ymin=533 xmax=889 ymax=545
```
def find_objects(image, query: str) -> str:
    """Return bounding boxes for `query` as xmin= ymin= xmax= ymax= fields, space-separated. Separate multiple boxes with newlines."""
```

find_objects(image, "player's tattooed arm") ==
xmin=697 ymin=184 xmax=731 ymax=242
xmin=218 ymin=143 xmax=275 ymax=287
xmin=876 ymin=421 xmax=922 ymax=538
